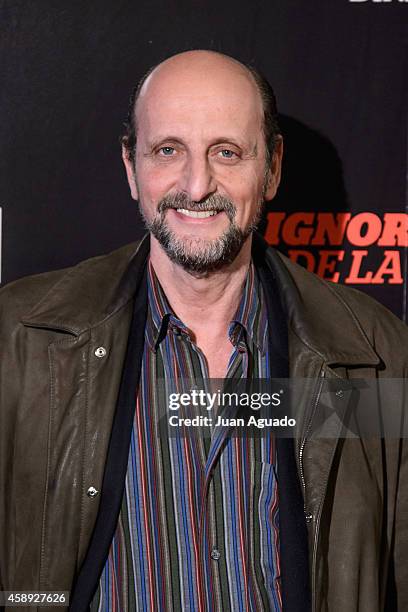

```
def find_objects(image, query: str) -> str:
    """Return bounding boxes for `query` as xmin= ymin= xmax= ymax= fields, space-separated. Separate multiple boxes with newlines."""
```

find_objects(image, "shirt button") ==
xmin=304 ymin=511 xmax=313 ymax=523
xmin=94 ymin=346 xmax=107 ymax=358
xmin=210 ymin=548 xmax=221 ymax=561
xmin=87 ymin=486 xmax=99 ymax=498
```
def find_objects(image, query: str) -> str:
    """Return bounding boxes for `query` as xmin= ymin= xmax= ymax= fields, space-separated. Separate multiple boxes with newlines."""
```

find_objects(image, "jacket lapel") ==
xmin=254 ymin=237 xmax=312 ymax=612
xmin=69 ymin=264 xmax=149 ymax=610
xmin=253 ymin=234 xmax=381 ymax=610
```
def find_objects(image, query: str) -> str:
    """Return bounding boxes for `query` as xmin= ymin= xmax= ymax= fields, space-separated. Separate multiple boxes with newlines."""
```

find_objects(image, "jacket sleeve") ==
xmin=332 ymin=282 xmax=408 ymax=609
xmin=392 ymin=438 xmax=408 ymax=610
xmin=0 ymin=283 xmax=23 ymax=589
xmin=0 ymin=273 xmax=61 ymax=590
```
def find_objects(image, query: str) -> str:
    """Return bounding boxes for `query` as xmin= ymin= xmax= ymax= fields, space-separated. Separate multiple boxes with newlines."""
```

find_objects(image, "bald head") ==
xmin=122 ymin=50 xmax=280 ymax=165
xmin=137 ymin=51 xmax=261 ymax=121
xmin=139 ymin=50 xmax=258 ymax=95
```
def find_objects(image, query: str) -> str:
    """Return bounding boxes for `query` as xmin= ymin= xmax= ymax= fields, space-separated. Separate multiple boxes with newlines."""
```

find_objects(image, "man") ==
xmin=0 ymin=50 xmax=407 ymax=612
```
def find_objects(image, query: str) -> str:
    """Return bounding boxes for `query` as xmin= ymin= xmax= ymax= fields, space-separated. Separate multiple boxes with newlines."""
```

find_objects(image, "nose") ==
xmin=179 ymin=154 xmax=217 ymax=202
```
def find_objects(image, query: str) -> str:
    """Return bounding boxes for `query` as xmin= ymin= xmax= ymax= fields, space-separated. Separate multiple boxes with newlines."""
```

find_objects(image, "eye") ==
xmin=159 ymin=146 xmax=176 ymax=156
xmin=219 ymin=149 xmax=236 ymax=159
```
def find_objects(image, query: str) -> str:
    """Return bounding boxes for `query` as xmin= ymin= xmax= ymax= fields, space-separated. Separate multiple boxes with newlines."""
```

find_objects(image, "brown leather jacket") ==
xmin=1 ymin=234 xmax=407 ymax=611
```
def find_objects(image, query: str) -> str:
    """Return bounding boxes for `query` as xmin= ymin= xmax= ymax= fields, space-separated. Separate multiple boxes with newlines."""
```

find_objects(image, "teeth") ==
xmin=176 ymin=209 xmax=218 ymax=218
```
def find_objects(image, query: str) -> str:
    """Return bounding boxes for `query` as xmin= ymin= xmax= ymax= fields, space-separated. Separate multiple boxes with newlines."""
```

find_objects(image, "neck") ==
xmin=149 ymin=235 xmax=252 ymax=342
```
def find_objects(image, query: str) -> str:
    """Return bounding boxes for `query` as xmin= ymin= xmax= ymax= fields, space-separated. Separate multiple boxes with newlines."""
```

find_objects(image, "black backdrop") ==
xmin=1 ymin=0 xmax=407 ymax=319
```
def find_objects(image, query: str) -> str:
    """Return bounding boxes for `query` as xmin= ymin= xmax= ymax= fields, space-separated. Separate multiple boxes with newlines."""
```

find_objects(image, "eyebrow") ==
xmin=210 ymin=137 xmax=246 ymax=148
xmin=211 ymin=138 xmax=258 ymax=157
xmin=146 ymin=137 xmax=186 ymax=150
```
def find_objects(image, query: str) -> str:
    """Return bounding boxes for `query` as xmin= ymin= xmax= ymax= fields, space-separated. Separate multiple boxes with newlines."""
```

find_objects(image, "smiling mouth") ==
xmin=176 ymin=208 xmax=220 ymax=218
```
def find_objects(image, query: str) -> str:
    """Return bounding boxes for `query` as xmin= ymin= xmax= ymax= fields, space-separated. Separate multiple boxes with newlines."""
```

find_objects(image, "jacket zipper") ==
xmin=298 ymin=367 xmax=325 ymax=611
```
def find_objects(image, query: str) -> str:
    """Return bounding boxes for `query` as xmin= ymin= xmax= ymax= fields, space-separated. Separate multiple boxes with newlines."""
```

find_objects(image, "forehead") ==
xmin=135 ymin=59 xmax=264 ymax=142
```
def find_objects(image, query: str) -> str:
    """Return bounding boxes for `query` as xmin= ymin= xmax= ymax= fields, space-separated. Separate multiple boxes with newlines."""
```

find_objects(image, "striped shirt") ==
xmin=91 ymin=259 xmax=281 ymax=611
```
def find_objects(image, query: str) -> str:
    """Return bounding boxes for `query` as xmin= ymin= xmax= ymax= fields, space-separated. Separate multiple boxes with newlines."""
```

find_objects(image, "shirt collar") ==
xmin=228 ymin=261 xmax=268 ymax=354
xmin=145 ymin=259 xmax=190 ymax=351
xmin=146 ymin=258 xmax=267 ymax=354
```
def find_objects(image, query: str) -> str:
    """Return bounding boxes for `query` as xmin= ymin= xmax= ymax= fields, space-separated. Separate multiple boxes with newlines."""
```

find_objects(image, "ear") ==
xmin=264 ymin=135 xmax=283 ymax=201
xmin=122 ymin=145 xmax=139 ymax=200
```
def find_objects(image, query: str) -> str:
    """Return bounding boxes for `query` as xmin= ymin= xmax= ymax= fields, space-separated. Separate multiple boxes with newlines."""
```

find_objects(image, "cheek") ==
xmin=219 ymin=163 xmax=264 ymax=195
xmin=224 ymin=174 xmax=263 ymax=214
xmin=137 ymin=163 xmax=179 ymax=202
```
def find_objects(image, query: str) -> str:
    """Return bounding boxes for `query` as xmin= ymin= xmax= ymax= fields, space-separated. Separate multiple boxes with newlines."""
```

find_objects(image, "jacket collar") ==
xmin=21 ymin=234 xmax=151 ymax=335
xmin=22 ymin=232 xmax=379 ymax=368
xmin=252 ymin=233 xmax=379 ymax=367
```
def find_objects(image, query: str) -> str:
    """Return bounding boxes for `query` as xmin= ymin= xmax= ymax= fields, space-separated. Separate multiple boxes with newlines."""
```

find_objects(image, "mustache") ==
xmin=157 ymin=192 xmax=236 ymax=220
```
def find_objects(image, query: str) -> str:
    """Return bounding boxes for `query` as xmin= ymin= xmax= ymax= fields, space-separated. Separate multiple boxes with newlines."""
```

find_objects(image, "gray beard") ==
xmin=140 ymin=192 xmax=263 ymax=277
